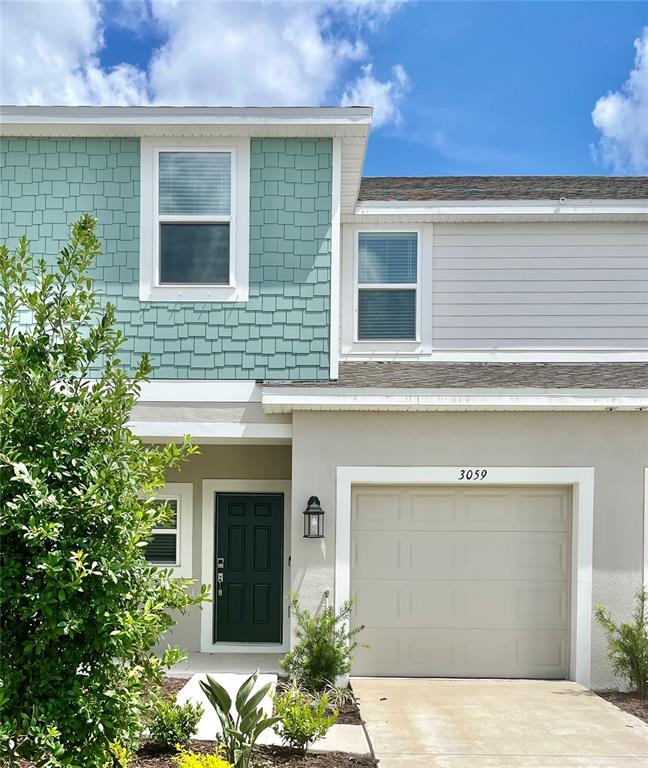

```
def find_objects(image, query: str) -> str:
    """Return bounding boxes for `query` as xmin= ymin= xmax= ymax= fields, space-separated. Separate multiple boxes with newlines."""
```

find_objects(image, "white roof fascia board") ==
xmin=348 ymin=199 xmax=648 ymax=222
xmin=0 ymin=105 xmax=372 ymax=135
xmin=261 ymin=387 xmax=648 ymax=413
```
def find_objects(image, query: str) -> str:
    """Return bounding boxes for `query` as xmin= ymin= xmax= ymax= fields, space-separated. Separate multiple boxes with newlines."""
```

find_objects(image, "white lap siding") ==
xmin=431 ymin=222 xmax=648 ymax=349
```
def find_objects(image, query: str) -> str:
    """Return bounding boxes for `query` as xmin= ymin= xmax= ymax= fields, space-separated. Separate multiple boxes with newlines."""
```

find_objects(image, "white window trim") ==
xmin=342 ymin=223 xmax=433 ymax=355
xmin=147 ymin=483 xmax=193 ymax=578
xmin=200 ymin=479 xmax=292 ymax=654
xmin=644 ymin=468 xmax=648 ymax=587
xmin=334 ymin=465 xmax=594 ymax=688
xmin=139 ymin=137 xmax=250 ymax=302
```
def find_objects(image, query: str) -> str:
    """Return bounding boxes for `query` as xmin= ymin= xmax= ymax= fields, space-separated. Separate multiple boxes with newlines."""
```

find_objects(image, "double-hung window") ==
xmin=146 ymin=498 xmax=180 ymax=566
xmin=140 ymin=138 xmax=250 ymax=302
xmin=158 ymin=151 xmax=232 ymax=286
xmin=144 ymin=483 xmax=193 ymax=577
xmin=356 ymin=232 xmax=418 ymax=341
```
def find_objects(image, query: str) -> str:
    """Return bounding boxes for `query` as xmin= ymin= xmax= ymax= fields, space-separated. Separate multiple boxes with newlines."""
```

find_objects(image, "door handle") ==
xmin=217 ymin=572 xmax=223 ymax=597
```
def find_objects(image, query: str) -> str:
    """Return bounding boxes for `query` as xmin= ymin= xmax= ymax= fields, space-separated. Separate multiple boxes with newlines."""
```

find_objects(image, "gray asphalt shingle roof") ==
xmin=268 ymin=362 xmax=648 ymax=389
xmin=358 ymin=176 xmax=648 ymax=202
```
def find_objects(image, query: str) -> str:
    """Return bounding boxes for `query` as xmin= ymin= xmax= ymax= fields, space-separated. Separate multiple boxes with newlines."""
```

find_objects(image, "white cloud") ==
xmin=0 ymin=0 xmax=149 ymax=105
xmin=592 ymin=27 xmax=648 ymax=172
xmin=341 ymin=62 xmax=409 ymax=126
xmin=0 ymin=0 xmax=410 ymax=127
xmin=148 ymin=0 xmax=367 ymax=106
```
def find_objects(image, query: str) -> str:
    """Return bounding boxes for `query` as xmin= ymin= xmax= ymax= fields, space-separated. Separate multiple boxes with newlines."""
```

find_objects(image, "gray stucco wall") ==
xmin=289 ymin=410 xmax=648 ymax=689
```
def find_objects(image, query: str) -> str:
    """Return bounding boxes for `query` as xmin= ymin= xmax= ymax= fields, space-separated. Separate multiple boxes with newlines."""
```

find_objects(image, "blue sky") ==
xmin=363 ymin=2 xmax=648 ymax=175
xmin=2 ymin=0 xmax=648 ymax=176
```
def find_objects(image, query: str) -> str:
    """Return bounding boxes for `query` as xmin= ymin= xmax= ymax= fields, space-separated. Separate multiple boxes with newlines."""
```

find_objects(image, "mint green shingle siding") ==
xmin=0 ymin=136 xmax=332 ymax=379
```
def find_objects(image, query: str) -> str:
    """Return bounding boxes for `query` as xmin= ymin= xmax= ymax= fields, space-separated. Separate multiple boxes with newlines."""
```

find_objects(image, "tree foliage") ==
xmin=0 ymin=216 xmax=207 ymax=766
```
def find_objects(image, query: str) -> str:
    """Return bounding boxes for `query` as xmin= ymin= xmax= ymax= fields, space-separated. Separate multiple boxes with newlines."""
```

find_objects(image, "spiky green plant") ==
xmin=595 ymin=586 xmax=648 ymax=697
xmin=199 ymin=671 xmax=279 ymax=768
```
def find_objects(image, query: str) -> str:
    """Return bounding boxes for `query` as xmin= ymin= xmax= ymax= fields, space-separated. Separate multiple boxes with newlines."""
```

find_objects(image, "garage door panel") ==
xmin=352 ymin=531 xmax=568 ymax=581
xmin=352 ymin=486 xmax=569 ymax=532
xmin=352 ymin=627 xmax=569 ymax=678
xmin=352 ymin=531 xmax=456 ymax=578
xmin=350 ymin=484 xmax=571 ymax=679
xmin=352 ymin=580 xmax=569 ymax=630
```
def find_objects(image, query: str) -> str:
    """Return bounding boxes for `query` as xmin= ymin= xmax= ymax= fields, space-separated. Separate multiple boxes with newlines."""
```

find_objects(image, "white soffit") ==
xmin=261 ymin=386 xmax=648 ymax=412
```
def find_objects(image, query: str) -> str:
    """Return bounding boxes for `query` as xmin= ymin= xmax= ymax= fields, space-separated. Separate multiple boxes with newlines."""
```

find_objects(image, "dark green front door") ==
xmin=215 ymin=493 xmax=284 ymax=643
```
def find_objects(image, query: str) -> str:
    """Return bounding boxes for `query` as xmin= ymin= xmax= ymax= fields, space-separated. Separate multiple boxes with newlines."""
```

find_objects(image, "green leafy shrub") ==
xmin=0 ymin=217 xmax=208 ymax=766
xmin=173 ymin=747 xmax=233 ymax=768
xmin=199 ymin=670 xmax=279 ymax=768
xmin=595 ymin=586 xmax=648 ymax=697
xmin=272 ymin=682 xmax=337 ymax=753
xmin=280 ymin=594 xmax=364 ymax=692
xmin=148 ymin=698 xmax=203 ymax=750
xmin=110 ymin=741 xmax=133 ymax=767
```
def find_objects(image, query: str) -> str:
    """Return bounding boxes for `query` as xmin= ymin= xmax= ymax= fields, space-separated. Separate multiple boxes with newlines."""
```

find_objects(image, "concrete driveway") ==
xmin=352 ymin=678 xmax=648 ymax=767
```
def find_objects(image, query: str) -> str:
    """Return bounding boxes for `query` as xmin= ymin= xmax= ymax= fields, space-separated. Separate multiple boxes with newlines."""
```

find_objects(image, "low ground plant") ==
xmin=148 ymin=698 xmax=204 ymax=750
xmin=595 ymin=586 xmax=648 ymax=697
xmin=323 ymin=682 xmax=356 ymax=709
xmin=173 ymin=747 xmax=233 ymax=768
xmin=272 ymin=682 xmax=338 ymax=753
xmin=199 ymin=670 xmax=279 ymax=768
xmin=280 ymin=594 xmax=363 ymax=692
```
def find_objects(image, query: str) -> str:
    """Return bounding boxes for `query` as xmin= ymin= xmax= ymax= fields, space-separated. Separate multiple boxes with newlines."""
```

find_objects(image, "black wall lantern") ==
xmin=303 ymin=496 xmax=325 ymax=538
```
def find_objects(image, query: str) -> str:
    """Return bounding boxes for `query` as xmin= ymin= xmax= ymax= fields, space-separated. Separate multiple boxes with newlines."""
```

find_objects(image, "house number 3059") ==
xmin=458 ymin=469 xmax=488 ymax=480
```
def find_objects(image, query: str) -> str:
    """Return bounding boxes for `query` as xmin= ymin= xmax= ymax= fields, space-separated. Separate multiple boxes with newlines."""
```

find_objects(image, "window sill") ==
xmin=140 ymin=283 xmax=249 ymax=303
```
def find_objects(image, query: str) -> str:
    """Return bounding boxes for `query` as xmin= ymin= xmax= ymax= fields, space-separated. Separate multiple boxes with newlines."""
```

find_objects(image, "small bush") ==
xmin=173 ymin=747 xmax=233 ymax=768
xmin=110 ymin=741 xmax=132 ymax=767
xmin=281 ymin=593 xmax=363 ymax=692
xmin=272 ymin=683 xmax=338 ymax=753
xmin=148 ymin=698 xmax=203 ymax=749
xmin=595 ymin=586 xmax=648 ymax=697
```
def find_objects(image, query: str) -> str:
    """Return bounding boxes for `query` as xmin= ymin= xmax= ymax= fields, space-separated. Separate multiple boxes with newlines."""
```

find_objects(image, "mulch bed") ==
xmin=254 ymin=746 xmax=377 ymax=766
xmin=596 ymin=690 xmax=648 ymax=724
xmin=134 ymin=742 xmax=377 ymax=767
xmin=160 ymin=676 xmax=190 ymax=700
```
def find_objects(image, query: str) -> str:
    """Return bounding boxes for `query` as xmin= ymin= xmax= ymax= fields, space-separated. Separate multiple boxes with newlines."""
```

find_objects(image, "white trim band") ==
xmin=262 ymin=388 xmax=648 ymax=413
xmin=130 ymin=421 xmax=292 ymax=442
xmin=644 ymin=468 xmax=648 ymax=587
xmin=352 ymin=199 xmax=648 ymax=222
xmin=137 ymin=380 xmax=261 ymax=403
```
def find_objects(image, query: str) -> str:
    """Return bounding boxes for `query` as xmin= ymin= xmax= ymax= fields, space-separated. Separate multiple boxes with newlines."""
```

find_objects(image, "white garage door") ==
xmin=350 ymin=485 xmax=571 ymax=678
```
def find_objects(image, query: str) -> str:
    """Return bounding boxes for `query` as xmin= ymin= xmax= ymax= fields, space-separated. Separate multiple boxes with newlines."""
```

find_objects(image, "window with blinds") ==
xmin=357 ymin=232 xmax=418 ymax=341
xmin=157 ymin=151 xmax=232 ymax=285
xmin=146 ymin=498 xmax=179 ymax=566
